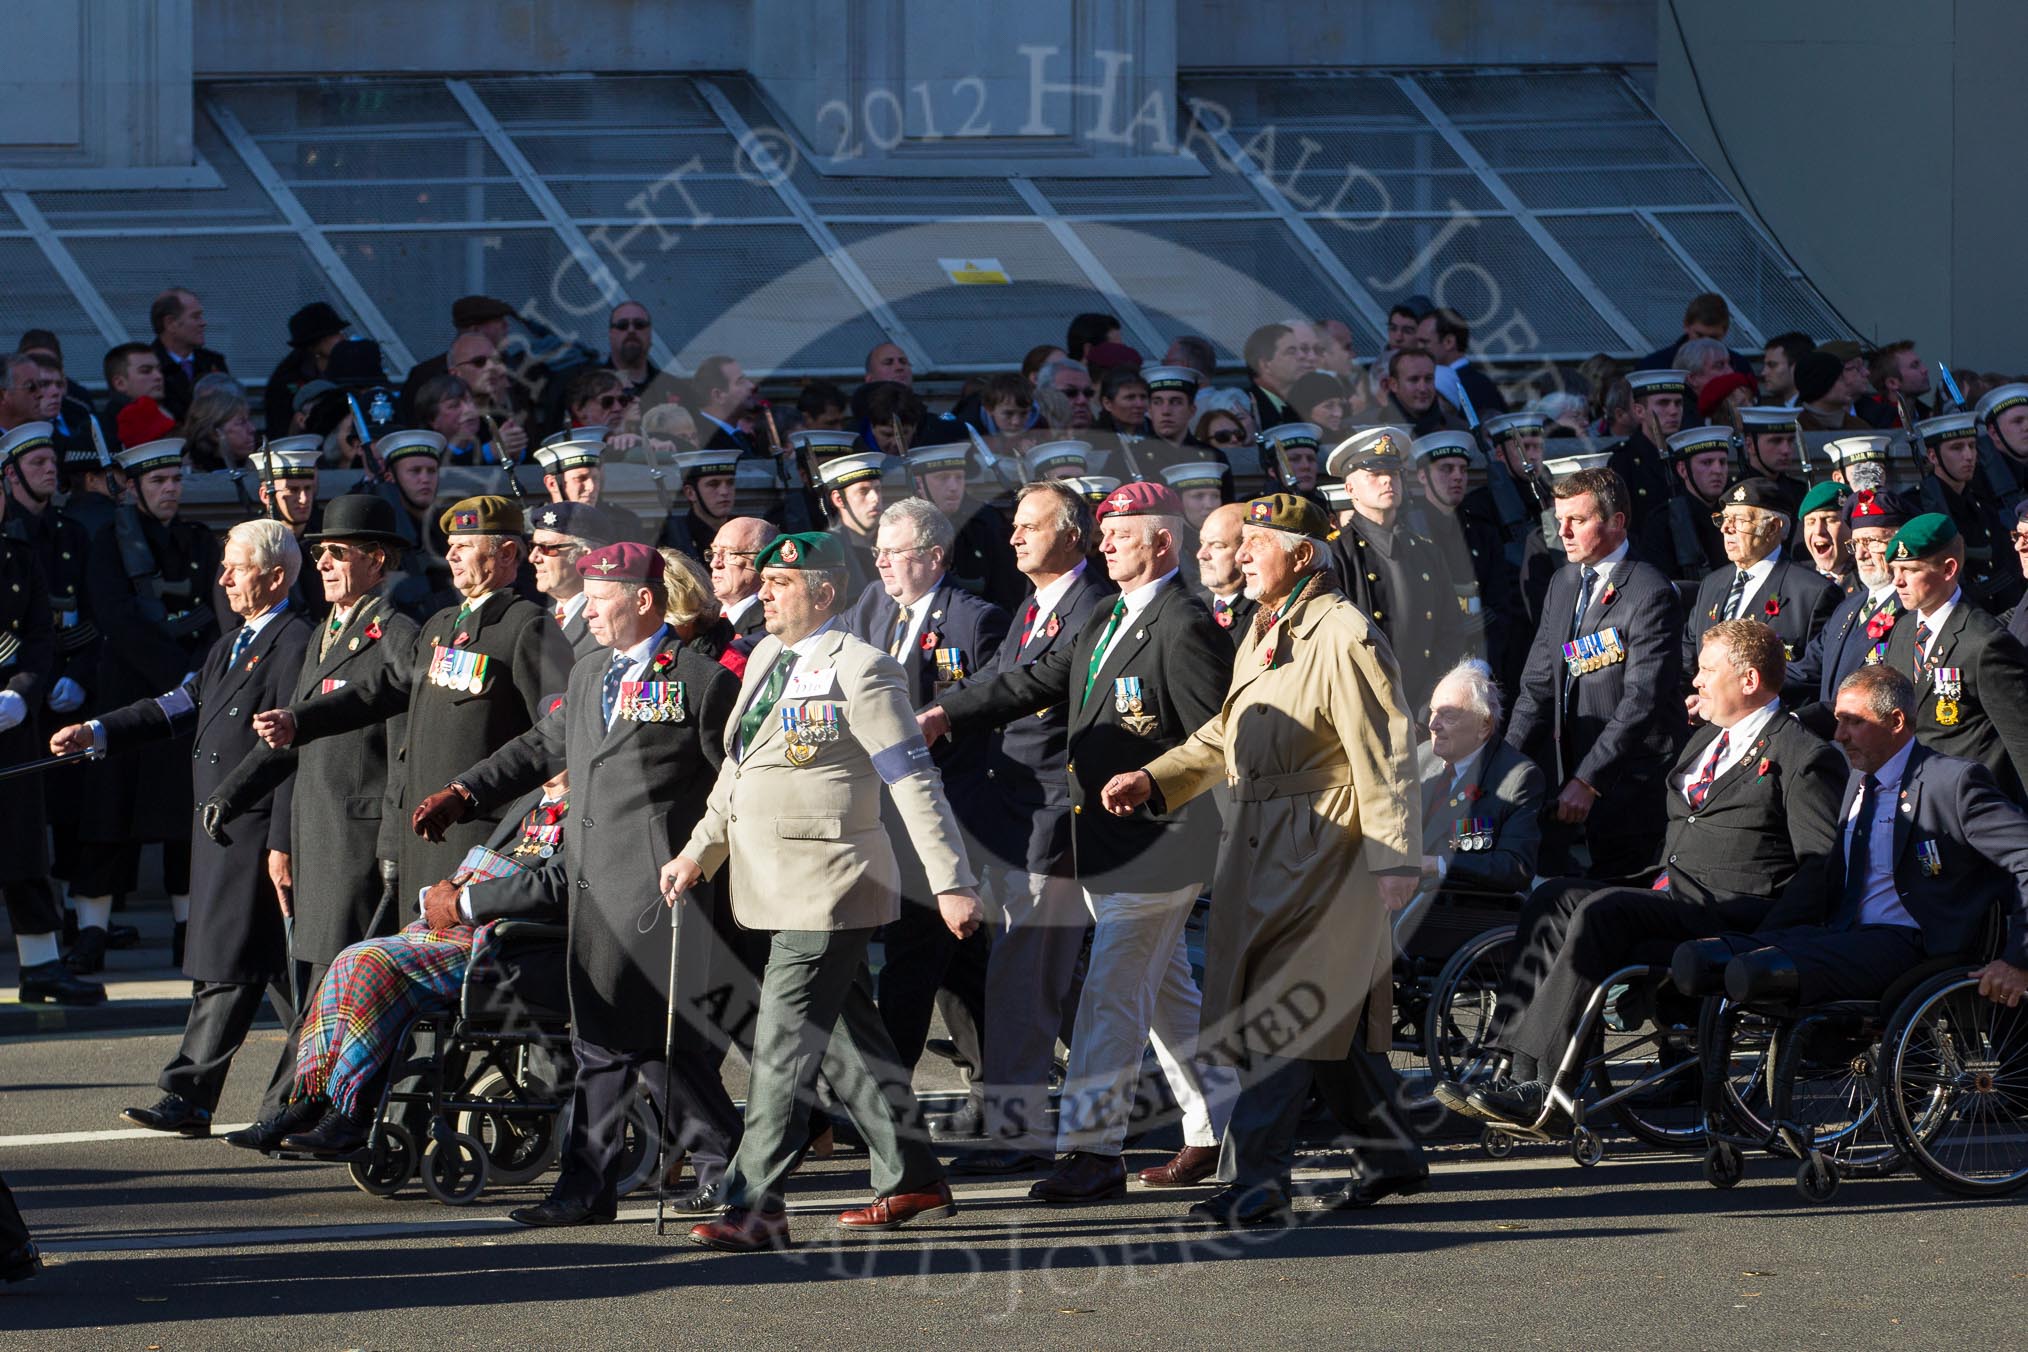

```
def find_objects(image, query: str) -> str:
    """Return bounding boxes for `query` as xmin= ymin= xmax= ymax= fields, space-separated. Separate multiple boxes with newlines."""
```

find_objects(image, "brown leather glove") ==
xmin=411 ymin=785 xmax=473 ymax=842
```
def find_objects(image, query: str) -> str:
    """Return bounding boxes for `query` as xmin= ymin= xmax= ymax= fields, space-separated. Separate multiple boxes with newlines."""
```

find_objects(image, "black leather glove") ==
xmin=198 ymin=798 xmax=233 ymax=846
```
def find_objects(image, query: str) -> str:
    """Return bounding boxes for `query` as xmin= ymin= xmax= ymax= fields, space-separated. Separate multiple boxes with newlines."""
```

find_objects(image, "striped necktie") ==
xmin=1083 ymin=597 xmax=1127 ymax=704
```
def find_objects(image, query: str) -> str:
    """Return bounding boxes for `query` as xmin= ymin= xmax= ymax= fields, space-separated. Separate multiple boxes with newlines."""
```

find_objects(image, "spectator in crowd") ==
xmin=1035 ymin=358 xmax=1096 ymax=432
xmin=690 ymin=355 xmax=760 ymax=453
xmin=1677 ymin=337 xmax=1736 ymax=407
xmin=1760 ymin=331 xmax=1815 ymax=406
xmin=1313 ymin=318 xmax=1358 ymax=379
xmin=150 ymin=287 xmax=230 ymax=422
xmin=1378 ymin=348 xmax=1461 ymax=437
xmin=181 ymin=386 xmax=258 ymax=474
xmin=1162 ymin=334 xmax=1217 ymax=380
xmin=1384 ymin=295 xmax=1434 ymax=356
xmin=1021 ymin=344 xmax=1066 ymax=387
xmin=1860 ymin=340 xmax=1932 ymax=428
xmin=1421 ymin=307 xmax=1507 ymax=419
xmin=1241 ymin=321 xmax=1321 ymax=431
xmin=1637 ymin=291 xmax=1753 ymax=376
xmin=1285 ymin=369 xmax=1350 ymax=437
xmin=396 ymin=294 xmax=522 ymax=424
xmin=1698 ymin=370 xmax=1758 ymax=427
xmin=1065 ymin=313 xmax=1121 ymax=364
xmin=795 ymin=380 xmax=851 ymax=434
xmin=1796 ymin=350 xmax=1874 ymax=433
xmin=263 ymin=303 xmax=350 ymax=435
xmin=413 ymin=375 xmax=484 ymax=465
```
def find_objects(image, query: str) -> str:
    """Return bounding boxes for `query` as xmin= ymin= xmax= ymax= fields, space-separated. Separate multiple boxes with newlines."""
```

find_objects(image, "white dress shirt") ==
xmin=1024 ymin=559 xmax=1089 ymax=642
xmin=722 ymin=592 xmax=761 ymax=630
xmin=1849 ymin=737 xmax=1919 ymax=930
xmin=1725 ymin=550 xmax=1781 ymax=619
xmin=1913 ymin=588 xmax=1962 ymax=664
xmin=887 ymin=578 xmax=944 ymax=658
xmin=1675 ymin=698 xmax=1780 ymax=803
xmin=1092 ymin=567 xmax=1177 ymax=671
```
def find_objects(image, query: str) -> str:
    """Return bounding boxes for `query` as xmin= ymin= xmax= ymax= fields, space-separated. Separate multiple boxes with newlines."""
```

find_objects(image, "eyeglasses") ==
xmin=1059 ymin=386 xmax=1096 ymax=400
xmin=609 ymin=319 xmax=651 ymax=331
xmin=454 ymin=355 xmax=505 ymax=371
xmin=1207 ymin=430 xmax=1246 ymax=446
xmin=1712 ymin=513 xmax=1759 ymax=531
xmin=530 ymin=541 xmax=581 ymax=558
xmin=706 ymin=548 xmax=758 ymax=566
xmin=310 ymin=543 xmax=368 ymax=562
xmin=871 ymin=546 xmax=928 ymax=562
xmin=591 ymin=393 xmax=626 ymax=410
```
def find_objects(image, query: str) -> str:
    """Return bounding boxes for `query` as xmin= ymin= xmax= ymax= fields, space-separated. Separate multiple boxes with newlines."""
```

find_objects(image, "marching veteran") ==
xmin=1100 ymin=493 xmax=1429 ymax=1228
xmin=659 ymin=530 xmax=983 ymax=1254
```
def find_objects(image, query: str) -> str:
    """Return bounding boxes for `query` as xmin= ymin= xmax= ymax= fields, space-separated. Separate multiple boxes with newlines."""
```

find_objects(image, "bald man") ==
xmin=706 ymin=515 xmax=778 ymax=640
xmin=1193 ymin=502 xmax=1257 ymax=641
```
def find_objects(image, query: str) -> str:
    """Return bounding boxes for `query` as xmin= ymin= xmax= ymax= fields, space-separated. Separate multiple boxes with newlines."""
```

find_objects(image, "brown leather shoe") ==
xmin=836 ymin=1180 xmax=957 ymax=1231
xmin=689 ymin=1208 xmax=793 ymax=1252
xmin=1029 ymin=1150 xmax=1127 ymax=1203
xmin=1138 ymin=1144 xmax=1220 ymax=1187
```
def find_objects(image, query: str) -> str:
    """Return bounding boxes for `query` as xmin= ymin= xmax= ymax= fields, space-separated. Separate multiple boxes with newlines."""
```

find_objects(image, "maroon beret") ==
xmin=1094 ymin=480 xmax=1183 ymax=521
xmin=576 ymin=541 xmax=664 ymax=584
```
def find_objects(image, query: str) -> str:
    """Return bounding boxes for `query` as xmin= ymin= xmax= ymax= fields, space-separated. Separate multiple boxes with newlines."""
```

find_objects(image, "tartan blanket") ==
xmin=293 ymin=919 xmax=502 ymax=1115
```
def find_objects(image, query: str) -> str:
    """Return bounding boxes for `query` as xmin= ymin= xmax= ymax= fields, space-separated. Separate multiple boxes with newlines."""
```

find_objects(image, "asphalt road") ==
xmin=2 ymin=1025 xmax=2021 ymax=1351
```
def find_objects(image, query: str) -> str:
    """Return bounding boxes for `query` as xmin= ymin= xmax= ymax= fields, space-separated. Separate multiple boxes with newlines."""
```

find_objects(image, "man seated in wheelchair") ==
xmin=1397 ymin=659 xmax=1544 ymax=956
xmin=1672 ymin=664 xmax=2028 ymax=1024
xmin=269 ymin=772 xmax=572 ymax=1155
xmin=1438 ymin=621 xmax=1848 ymax=1130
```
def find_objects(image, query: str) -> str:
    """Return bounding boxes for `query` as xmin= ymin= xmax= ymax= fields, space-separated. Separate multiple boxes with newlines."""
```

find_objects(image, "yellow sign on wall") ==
xmin=938 ymin=257 xmax=1010 ymax=285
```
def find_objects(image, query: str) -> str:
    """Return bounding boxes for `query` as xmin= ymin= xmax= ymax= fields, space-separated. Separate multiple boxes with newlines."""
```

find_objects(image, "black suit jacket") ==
xmin=1768 ymin=746 xmax=2028 ymax=967
xmin=1661 ymin=710 xmax=1845 ymax=919
xmin=100 ymin=608 xmax=312 ymax=983
xmin=151 ymin=339 xmax=230 ymax=423
xmin=1882 ymin=599 xmax=2028 ymax=798
xmin=845 ymin=576 xmax=1009 ymax=832
xmin=939 ymin=573 xmax=1231 ymax=891
xmin=1681 ymin=553 xmax=1839 ymax=700
xmin=952 ymin=563 xmax=1115 ymax=876
xmin=1417 ymin=739 xmax=1543 ymax=895
xmin=1507 ymin=551 xmax=1682 ymax=791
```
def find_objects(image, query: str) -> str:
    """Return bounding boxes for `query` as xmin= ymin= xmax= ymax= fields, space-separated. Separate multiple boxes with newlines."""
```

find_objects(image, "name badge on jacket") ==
xmin=618 ymin=679 xmax=685 ymax=723
xmin=428 ymin=643 xmax=490 ymax=694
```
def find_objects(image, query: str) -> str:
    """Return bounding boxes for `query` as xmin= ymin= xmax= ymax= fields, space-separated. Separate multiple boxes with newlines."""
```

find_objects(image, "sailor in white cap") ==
xmin=814 ymin=444 xmax=888 ymax=596
xmin=1736 ymin=405 xmax=1807 ymax=525
xmin=1606 ymin=370 xmax=1688 ymax=532
xmin=1020 ymin=440 xmax=1091 ymax=482
xmin=247 ymin=436 xmax=328 ymax=617
xmin=1141 ymin=365 xmax=1201 ymax=448
xmin=1821 ymin=433 xmax=1893 ymax=493
xmin=1157 ymin=461 xmax=1227 ymax=531
xmin=908 ymin=441 xmax=1022 ymax=610
xmin=373 ymin=429 xmax=456 ymax=622
xmin=1915 ymin=410 xmax=2023 ymax=611
xmin=1639 ymin=425 xmax=1735 ymax=591
xmin=1408 ymin=429 xmax=1500 ymax=669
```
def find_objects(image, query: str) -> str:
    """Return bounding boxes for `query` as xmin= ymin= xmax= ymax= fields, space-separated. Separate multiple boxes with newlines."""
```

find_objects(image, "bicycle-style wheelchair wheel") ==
xmin=1881 ymin=971 xmax=2028 ymax=1198
xmin=1423 ymin=925 xmax=1514 ymax=1085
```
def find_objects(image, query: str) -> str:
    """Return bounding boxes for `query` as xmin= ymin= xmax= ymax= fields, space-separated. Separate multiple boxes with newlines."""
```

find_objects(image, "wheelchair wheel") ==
xmin=455 ymin=1067 xmax=564 ymax=1187
xmin=1591 ymin=980 xmax=1705 ymax=1152
xmin=1796 ymin=1152 xmax=1839 ymax=1203
xmin=347 ymin=1121 xmax=418 ymax=1199
xmin=1881 ymin=972 xmax=2028 ymax=1198
xmin=421 ymin=1131 xmax=491 ymax=1205
xmin=615 ymin=1085 xmax=663 ymax=1197
xmin=1568 ymin=1124 xmax=1605 ymax=1168
xmin=1702 ymin=1141 xmax=1746 ymax=1189
xmin=1480 ymin=1126 xmax=1516 ymax=1159
xmin=1424 ymin=925 xmax=1515 ymax=1084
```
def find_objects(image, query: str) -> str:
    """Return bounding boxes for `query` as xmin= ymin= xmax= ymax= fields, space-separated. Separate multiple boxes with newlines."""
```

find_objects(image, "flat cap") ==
xmin=1888 ymin=512 xmax=1960 ymax=561
xmin=1094 ymin=480 xmax=1182 ymax=522
xmin=576 ymin=540 xmax=664 ymax=584
xmin=756 ymin=530 xmax=846 ymax=572
xmin=1799 ymin=481 xmax=1850 ymax=518
xmin=438 ymin=494 xmax=525 ymax=538
xmin=451 ymin=295 xmax=517 ymax=328
xmin=1245 ymin=493 xmax=1335 ymax=541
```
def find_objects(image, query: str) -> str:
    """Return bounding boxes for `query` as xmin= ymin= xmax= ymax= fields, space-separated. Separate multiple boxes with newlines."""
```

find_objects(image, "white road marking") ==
xmin=0 ymin=1124 xmax=256 ymax=1148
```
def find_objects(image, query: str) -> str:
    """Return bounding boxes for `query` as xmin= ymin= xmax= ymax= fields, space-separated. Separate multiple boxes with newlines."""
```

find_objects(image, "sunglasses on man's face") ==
xmin=1208 ymin=430 xmax=1245 ymax=446
xmin=610 ymin=319 xmax=651 ymax=331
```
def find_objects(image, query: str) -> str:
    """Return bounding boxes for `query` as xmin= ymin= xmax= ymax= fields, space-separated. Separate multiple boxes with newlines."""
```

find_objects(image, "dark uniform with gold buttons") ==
xmin=1406 ymin=430 xmax=1499 ymax=673
xmin=1461 ymin=412 xmax=1562 ymax=695
xmin=802 ymin=437 xmax=885 ymax=601
xmin=1324 ymin=426 xmax=1469 ymax=714
xmin=0 ymin=470 xmax=64 ymax=983
xmin=1606 ymin=369 xmax=1687 ymax=533
xmin=908 ymin=441 xmax=1023 ymax=613
xmin=1638 ymin=424 xmax=1732 ymax=595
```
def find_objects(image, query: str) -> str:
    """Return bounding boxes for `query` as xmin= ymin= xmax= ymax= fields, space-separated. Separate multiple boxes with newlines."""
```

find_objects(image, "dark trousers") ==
xmin=1537 ymin=778 xmax=1666 ymax=879
xmin=877 ymin=896 xmax=989 ymax=1079
xmin=725 ymin=928 xmax=944 ymax=1213
xmin=1221 ymin=1049 xmax=1426 ymax=1192
xmin=1492 ymin=879 xmax=1767 ymax=1080
xmin=3 ymin=878 xmax=62 ymax=937
xmin=1693 ymin=924 xmax=1929 ymax=1007
xmin=0 ymin=1173 xmax=27 ymax=1253
xmin=158 ymin=977 xmax=296 ymax=1116
xmin=553 ymin=1031 xmax=743 ymax=1212
xmin=71 ymin=839 xmax=191 ymax=900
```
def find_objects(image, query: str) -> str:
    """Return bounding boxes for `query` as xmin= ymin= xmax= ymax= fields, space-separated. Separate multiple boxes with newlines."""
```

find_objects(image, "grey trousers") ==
xmin=978 ymin=865 xmax=1088 ymax=1149
xmin=722 ymin=927 xmax=945 ymax=1213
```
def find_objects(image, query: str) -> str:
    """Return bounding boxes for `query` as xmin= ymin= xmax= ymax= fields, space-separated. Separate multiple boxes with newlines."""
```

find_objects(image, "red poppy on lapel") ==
xmin=1756 ymin=757 xmax=1772 ymax=780
xmin=1461 ymin=783 xmax=1484 ymax=803
xmin=1045 ymin=615 xmax=1061 ymax=638
xmin=651 ymin=651 xmax=675 ymax=674
xmin=453 ymin=631 xmax=471 ymax=647
xmin=1599 ymin=585 xmax=1617 ymax=606
xmin=1764 ymin=596 xmax=1783 ymax=618
xmin=364 ymin=619 xmax=383 ymax=641
xmin=1866 ymin=609 xmax=1896 ymax=641
xmin=920 ymin=630 xmax=939 ymax=651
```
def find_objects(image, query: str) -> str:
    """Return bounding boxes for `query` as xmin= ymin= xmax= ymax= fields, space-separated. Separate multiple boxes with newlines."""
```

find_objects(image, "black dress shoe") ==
xmin=1467 ymin=1079 xmax=1552 ymax=1130
xmin=122 ymin=1093 xmax=213 ymax=1136
xmin=666 ymin=1180 xmax=729 ymax=1215
xmin=17 ymin=960 xmax=106 ymax=1006
xmin=108 ymin=922 xmax=140 ymax=951
xmin=949 ymin=1147 xmax=1053 ymax=1176
xmin=509 ymin=1197 xmax=616 ymax=1227
xmin=224 ymin=1098 xmax=325 ymax=1151
xmin=64 ymin=925 xmax=108 ymax=975
xmin=278 ymin=1106 xmax=368 ymax=1155
xmin=0 ymin=1242 xmax=42 ymax=1283
xmin=172 ymin=921 xmax=187 ymax=970
xmin=1188 ymin=1182 xmax=1293 ymax=1228
xmin=928 ymin=1103 xmax=985 ymax=1142
xmin=1029 ymin=1150 xmax=1127 ymax=1203
xmin=1322 ymin=1169 xmax=1430 ymax=1211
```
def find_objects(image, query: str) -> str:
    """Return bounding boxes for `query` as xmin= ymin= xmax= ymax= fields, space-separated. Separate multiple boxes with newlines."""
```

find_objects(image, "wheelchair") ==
xmin=273 ymin=920 xmax=663 ymax=1207
xmin=1418 ymin=903 xmax=1712 ymax=1164
xmin=1689 ymin=910 xmax=2028 ymax=1202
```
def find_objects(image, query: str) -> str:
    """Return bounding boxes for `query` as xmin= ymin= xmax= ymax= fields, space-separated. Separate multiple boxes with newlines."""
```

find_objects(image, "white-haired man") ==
xmin=1416 ymin=660 xmax=1545 ymax=900
xmin=54 ymin=519 xmax=314 ymax=1136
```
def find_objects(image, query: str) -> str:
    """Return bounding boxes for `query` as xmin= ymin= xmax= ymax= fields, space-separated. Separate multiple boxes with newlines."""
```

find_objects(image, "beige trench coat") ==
xmin=1144 ymin=580 xmax=1419 ymax=1061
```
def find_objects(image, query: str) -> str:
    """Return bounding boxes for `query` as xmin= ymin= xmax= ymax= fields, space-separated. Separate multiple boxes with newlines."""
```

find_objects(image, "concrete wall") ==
xmin=1657 ymin=0 xmax=2028 ymax=370
xmin=1175 ymin=0 xmax=1654 ymax=67
xmin=0 ymin=0 xmax=192 ymax=177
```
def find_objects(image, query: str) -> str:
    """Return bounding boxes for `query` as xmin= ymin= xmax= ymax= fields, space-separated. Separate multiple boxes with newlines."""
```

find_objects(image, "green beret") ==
xmin=1799 ymin=482 xmax=1850 ymax=518
xmin=1244 ymin=493 xmax=1337 ymax=541
xmin=1887 ymin=512 xmax=1961 ymax=562
xmin=755 ymin=530 xmax=846 ymax=572
xmin=438 ymin=494 xmax=525 ymax=538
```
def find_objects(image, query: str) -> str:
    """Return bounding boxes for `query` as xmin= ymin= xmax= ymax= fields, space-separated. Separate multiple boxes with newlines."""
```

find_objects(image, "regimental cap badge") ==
xmin=1110 ymin=492 xmax=1135 ymax=511
xmin=1895 ymin=541 xmax=1910 ymax=559
xmin=537 ymin=507 xmax=559 ymax=528
xmin=591 ymin=557 xmax=618 ymax=574
xmin=1733 ymin=485 xmax=1747 ymax=502
xmin=779 ymin=538 xmax=800 ymax=564
xmin=454 ymin=509 xmax=477 ymax=529
xmin=1249 ymin=499 xmax=1273 ymax=522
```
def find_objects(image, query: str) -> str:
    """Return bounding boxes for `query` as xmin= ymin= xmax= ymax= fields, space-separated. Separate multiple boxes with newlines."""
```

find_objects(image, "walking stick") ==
xmin=654 ymin=889 xmax=686 ymax=1236
xmin=0 ymin=748 xmax=100 ymax=782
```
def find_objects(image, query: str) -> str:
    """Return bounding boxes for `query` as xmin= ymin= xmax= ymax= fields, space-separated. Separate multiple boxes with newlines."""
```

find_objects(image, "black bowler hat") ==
xmin=301 ymin=492 xmax=409 ymax=549
xmin=288 ymin=302 xmax=349 ymax=349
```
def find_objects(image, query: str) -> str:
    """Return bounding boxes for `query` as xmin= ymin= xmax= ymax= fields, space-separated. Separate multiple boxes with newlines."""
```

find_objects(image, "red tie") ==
xmin=553 ymin=603 xmax=567 ymax=627
xmin=1688 ymin=730 xmax=1729 ymax=809
xmin=1019 ymin=600 xmax=1039 ymax=647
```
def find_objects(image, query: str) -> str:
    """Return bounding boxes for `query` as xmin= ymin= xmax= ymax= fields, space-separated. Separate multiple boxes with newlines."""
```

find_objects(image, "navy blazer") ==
xmin=1768 ymin=745 xmax=2028 ymax=968
xmin=955 ymin=563 xmax=1115 ymax=876
xmin=1507 ymin=551 xmax=1682 ymax=791
xmin=1681 ymin=553 xmax=1839 ymax=701
xmin=1789 ymin=587 xmax=1901 ymax=728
